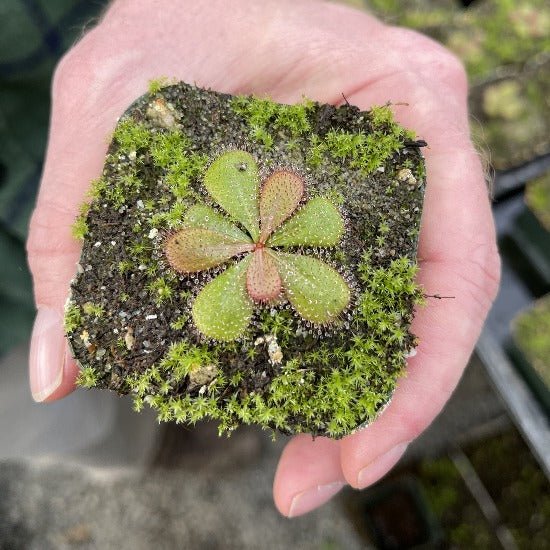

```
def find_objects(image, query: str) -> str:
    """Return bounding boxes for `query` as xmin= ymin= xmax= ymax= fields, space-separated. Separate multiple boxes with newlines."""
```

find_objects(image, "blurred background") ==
xmin=0 ymin=0 xmax=549 ymax=548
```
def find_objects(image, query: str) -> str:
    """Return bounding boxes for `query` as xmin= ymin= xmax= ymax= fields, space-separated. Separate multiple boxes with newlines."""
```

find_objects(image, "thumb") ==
xmin=26 ymin=40 xmax=140 ymax=402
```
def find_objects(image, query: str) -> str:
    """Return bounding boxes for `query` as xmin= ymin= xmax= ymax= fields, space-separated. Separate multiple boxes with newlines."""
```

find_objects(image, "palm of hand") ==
xmin=27 ymin=0 xmax=499 ymax=517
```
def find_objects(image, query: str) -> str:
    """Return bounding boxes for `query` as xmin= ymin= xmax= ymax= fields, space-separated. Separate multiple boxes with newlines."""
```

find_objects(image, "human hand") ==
xmin=27 ymin=0 xmax=500 ymax=516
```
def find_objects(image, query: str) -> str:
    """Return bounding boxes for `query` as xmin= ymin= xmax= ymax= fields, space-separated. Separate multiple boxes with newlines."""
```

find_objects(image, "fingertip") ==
xmin=30 ymin=308 xmax=78 ymax=402
xmin=273 ymin=434 xmax=345 ymax=517
xmin=39 ymin=353 xmax=79 ymax=403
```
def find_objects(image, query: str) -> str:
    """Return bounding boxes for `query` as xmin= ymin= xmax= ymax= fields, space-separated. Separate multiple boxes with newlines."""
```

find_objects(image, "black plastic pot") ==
xmin=509 ymin=205 xmax=550 ymax=293
xmin=507 ymin=341 xmax=550 ymax=419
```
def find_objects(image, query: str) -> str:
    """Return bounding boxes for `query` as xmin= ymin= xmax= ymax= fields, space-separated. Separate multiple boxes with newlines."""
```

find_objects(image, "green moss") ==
xmin=231 ymin=94 xmax=313 ymax=148
xmin=87 ymin=176 xmax=107 ymax=203
xmin=158 ymin=341 xmax=218 ymax=382
xmin=149 ymin=130 xmax=208 ymax=201
xmin=357 ymin=255 xmax=425 ymax=335
xmin=170 ymin=313 xmax=188 ymax=331
xmin=117 ymin=260 xmax=133 ymax=274
xmin=149 ymin=200 xmax=188 ymax=229
xmin=76 ymin=366 xmax=100 ymax=388
xmin=514 ymin=294 xmax=550 ymax=385
xmin=306 ymin=105 xmax=412 ymax=176
xmin=148 ymin=76 xmax=169 ymax=95
xmin=147 ymin=276 xmax=174 ymax=304
xmin=127 ymin=239 xmax=151 ymax=262
xmin=64 ymin=303 xmax=82 ymax=333
xmin=82 ymin=302 xmax=104 ymax=319
xmin=71 ymin=212 xmax=89 ymax=241
xmin=150 ymin=130 xmax=191 ymax=168
xmin=112 ymin=118 xmax=152 ymax=153
xmin=525 ymin=172 xmax=550 ymax=232
xmin=258 ymin=309 xmax=296 ymax=348
xmin=250 ymin=127 xmax=274 ymax=149
xmin=165 ymin=152 xmax=208 ymax=200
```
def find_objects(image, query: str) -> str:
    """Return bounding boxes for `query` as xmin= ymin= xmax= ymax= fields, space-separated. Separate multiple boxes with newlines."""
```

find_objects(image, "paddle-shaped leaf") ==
xmin=246 ymin=249 xmax=282 ymax=303
xmin=203 ymin=150 xmax=260 ymax=241
xmin=184 ymin=204 xmax=252 ymax=243
xmin=267 ymin=197 xmax=344 ymax=247
xmin=259 ymin=170 xmax=304 ymax=243
xmin=164 ymin=228 xmax=254 ymax=272
xmin=192 ymin=257 xmax=253 ymax=341
xmin=270 ymin=251 xmax=350 ymax=324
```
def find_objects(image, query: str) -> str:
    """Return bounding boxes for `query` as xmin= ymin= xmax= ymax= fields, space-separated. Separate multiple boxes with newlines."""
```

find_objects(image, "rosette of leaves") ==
xmin=164 ymin=150 xmax=350 ymax=341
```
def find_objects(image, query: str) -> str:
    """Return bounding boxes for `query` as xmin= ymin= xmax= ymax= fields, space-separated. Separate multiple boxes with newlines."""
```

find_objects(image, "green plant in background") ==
xmin=352 ymin=0 xmax=550 ymax=169
xmin=514 ymin=294 xmax=550 ymax=385
xmin=525 ymin=171 xmax=550 ymax=232
xmin=164 ymin=150 xmax=350 ymax=341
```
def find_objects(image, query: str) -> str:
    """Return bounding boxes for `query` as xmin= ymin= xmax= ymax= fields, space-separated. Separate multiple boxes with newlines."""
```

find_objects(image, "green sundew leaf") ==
xmin=164 ymin=228 xmax=253 ymax=272
xmin=192 ymin=257 xmax=253 ymax=341
xmin=259 ymin=170 xmax=304 ymax=243
xmin=203 ymin=151 xmax=260 ymax=241
xmin=184 ymin=204 xmax=252 ymax=243
xmin=267 ymin=197 xmax=344 ymax=247
xmin=270 ymin=251 xmax=350 ymax=324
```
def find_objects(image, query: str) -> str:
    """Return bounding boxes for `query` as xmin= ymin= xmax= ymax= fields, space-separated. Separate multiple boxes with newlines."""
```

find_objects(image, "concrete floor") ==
xmin=0 ymin=342 xmax=508 ymax=549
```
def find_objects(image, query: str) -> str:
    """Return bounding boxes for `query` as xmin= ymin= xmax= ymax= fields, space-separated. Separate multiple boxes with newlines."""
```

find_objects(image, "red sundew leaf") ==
xmin=259 ymin=170 xmax=304 ymax=243
xmin=164 ymin=228 xmax=254 ymax=273
xmin=246 ymin=248 xmax=282 ymax=303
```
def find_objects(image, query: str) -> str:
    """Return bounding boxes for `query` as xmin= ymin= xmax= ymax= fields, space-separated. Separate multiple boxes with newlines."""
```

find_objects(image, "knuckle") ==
xmin=51 ymin=28 xmax=101 ymax=100
xmin=437 ymin=49 xmax=467 ymax=82
xmin=52 ymin=48 xmax=90 ymax=97
xmin=54 ymin=43 xmax=85 ymax=86
xmin=422 ymin=48 xmax=468 ymax=92
xmin=392 ymin=27 xmax=468 ymax=92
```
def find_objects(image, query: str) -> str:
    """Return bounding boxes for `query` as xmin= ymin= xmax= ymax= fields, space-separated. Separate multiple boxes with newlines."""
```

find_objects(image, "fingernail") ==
xmin=30 ymin=308 xmax=66 ymax=402
xmin=288 ymin=481 xmax=346 ymax=518
xmin=357 ymin=441 xmax=410 ymax=489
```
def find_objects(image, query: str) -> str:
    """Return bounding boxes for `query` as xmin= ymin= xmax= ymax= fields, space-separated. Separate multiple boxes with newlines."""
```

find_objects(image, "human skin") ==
xmin=26 ymin=0 xmax=500 ymax=517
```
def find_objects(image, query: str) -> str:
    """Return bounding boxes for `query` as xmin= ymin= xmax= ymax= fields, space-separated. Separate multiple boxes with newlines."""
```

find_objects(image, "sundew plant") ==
xmin=66 ymin=82 xmax=426 ymax=438
xmin=164 ymin=150 xmax=350 ymax=341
